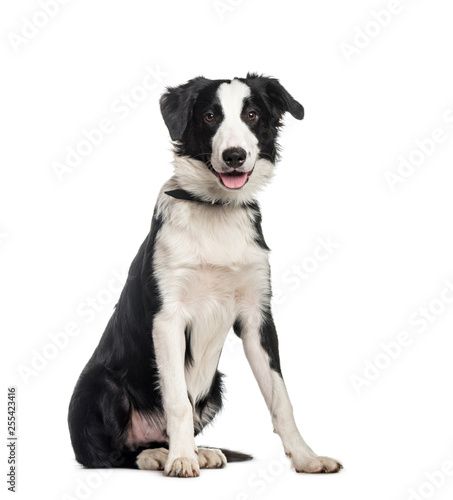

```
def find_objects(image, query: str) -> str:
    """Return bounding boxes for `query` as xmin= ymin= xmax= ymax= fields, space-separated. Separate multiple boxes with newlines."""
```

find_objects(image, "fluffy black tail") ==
xmin=219 ymin=448 xmax=253 ymax=462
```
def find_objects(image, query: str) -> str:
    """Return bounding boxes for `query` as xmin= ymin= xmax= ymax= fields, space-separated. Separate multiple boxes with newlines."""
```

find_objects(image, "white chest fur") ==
xmin=153 ymin=194 xmax=270 ymax=403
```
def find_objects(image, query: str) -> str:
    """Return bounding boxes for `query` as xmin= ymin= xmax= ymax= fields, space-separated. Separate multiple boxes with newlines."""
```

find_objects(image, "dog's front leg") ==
xmin=237 ymin=308 xmax=342 ymax=473
xmin=152 ymin=311 xmax=199 ymax=478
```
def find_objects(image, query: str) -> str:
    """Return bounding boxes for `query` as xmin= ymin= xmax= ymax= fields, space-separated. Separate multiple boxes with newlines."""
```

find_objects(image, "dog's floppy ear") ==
xmin=160 ymin=77 xmax=210 ymax=142
xmin=246 ymin=73 xmax=304 ymax=121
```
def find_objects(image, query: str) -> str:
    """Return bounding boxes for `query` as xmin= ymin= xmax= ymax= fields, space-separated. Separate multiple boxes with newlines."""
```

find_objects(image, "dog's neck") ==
xmin=165 ymin=189 xmax=231 ymax=206
xmin=170 ymin=156 xmax=273 ymax=208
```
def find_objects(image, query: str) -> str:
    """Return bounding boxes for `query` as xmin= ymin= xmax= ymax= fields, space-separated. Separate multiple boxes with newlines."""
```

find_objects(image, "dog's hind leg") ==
xmin=68 ymin=365 xmax=139 ymax=469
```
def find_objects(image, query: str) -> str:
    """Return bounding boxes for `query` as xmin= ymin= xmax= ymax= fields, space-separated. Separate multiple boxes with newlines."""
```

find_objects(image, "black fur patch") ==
xmin=247 ymin=201 xmax=270 ymax=251
xmin=259 ymin=309 xmax=282 ymax=376
xmin=160 ymin=77 xmax=228 ymax=162
xmin=184 ymin=325 xmax=194 ymax=367
xmin=233 ymin=307 xmax=282 ymax=377
xmin=233 ymin=249 xmax=282 ymax=378
xmin=194 ymin=371 xmax=224 ymax=434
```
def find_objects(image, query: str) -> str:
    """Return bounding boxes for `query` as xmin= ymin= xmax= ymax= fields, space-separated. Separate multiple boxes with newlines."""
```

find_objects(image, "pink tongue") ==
xmin=220 ymin=172 xmax=248 ymax=189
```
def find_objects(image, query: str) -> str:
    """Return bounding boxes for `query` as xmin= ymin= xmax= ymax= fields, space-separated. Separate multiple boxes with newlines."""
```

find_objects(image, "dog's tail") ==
xmin=219 ymin=448 xmax=253 ymax=462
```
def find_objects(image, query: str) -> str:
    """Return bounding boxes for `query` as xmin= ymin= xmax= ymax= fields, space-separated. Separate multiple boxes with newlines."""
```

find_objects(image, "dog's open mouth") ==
xmin=208 ymin=163 xmax=254 ymax=190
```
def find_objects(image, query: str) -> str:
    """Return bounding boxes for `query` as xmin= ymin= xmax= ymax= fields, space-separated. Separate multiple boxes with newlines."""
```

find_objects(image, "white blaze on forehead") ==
xmin=218 ymin=79 xmax=251 ymax=125
xmin=211 ymin=79 xmax=259 ymax=171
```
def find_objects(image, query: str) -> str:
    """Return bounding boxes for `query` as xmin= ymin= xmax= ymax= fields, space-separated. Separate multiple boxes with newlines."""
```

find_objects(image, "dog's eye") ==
xmin=247 ymin=111 xmax=257 ymax=121
xmin=204 ymin=113 xmax=215 ymax=123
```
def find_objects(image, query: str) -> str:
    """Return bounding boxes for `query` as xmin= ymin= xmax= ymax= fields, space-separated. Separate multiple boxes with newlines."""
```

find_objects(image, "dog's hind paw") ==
xmin=197 ymin=448 xmax=227 ymax=469
xmin=136 ymin=447 xmax=169 ymax=470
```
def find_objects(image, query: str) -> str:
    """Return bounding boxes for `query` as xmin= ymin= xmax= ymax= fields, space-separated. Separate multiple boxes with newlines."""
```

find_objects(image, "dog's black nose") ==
xmin=222 ymin=147 xmax=246 ymax=168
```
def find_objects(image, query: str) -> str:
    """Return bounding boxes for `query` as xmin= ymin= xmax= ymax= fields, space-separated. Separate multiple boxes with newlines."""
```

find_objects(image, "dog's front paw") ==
xmin=292 ymin=454 xmax=343 ymax=474
xmin=164 ymin=456 xmax=200 ymax=478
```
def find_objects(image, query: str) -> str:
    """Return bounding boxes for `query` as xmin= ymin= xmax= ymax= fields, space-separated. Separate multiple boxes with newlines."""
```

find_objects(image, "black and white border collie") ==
xmin=68 ymin=73 xmax=342 ymax=477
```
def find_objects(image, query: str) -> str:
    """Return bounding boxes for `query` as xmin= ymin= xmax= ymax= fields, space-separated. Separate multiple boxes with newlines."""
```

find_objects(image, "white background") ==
xmin=2 ymin=1 xmax=453 ymax=499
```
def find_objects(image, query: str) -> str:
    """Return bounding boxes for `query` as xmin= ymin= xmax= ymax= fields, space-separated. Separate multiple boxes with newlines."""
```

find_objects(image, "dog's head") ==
xmin=160 ymin=74 xmax=304 ymax=204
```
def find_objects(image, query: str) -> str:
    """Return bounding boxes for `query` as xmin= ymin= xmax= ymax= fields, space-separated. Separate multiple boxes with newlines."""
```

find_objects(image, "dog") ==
xmin=68 ymin=73 xmax=342 ymax=477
